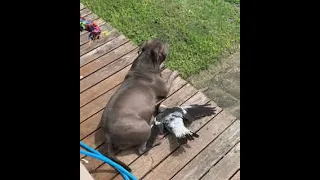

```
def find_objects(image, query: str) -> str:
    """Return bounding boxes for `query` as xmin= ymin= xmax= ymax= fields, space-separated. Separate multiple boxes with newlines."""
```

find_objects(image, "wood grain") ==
xmin=201 ymin=142 xmax=240 ymax=180
xmin=80 ymin=38 xmax=134 ymax=70
xmin=80 ymin=85 xmax=120 ymax=123
xmin=80 ymin=110 xmax=104 ymax=140
xmin=80 ymin=30 xmax=120 ymax=56
xmin=171 ymin=120 xmax=240 ymax=180
xmin=80 ymin=66 xmax=131 ymax=107
xmin=80 ymin=3 xmax=85 ymax=10
xmin=230 ymin=170 xmax=240 ymax=180
xmin=80 ymin=49 xmax=138 ymax=93
xmin=80 ymin=8 xmax=91 ymax=17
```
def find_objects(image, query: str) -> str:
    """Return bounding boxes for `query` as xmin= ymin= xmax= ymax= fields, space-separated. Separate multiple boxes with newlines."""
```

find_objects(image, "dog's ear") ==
xmin=150 ymin=47 xmax=160 ymax=62
xmin=138 ymin=41 xmax=146 ymax=54
xmin=150 ymin=44 xmax=168 ymax=62
xmin=138 ymin=40 xmax=152 ymax=54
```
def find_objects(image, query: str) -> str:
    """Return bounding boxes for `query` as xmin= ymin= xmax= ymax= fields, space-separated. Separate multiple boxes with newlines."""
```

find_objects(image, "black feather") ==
xmin=183 ymin=102 xmax=216 ymax=120
xmin=176 ymin=132 xmax=199 ymax=145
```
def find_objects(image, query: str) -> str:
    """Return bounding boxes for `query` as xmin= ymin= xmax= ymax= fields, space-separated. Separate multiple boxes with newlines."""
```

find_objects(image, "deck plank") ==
xmin=80 ymin=49 xmax=138 ymax=93
xmin=171 ymin=120 xmax=240 ymax=180
xmin=80 ymin=3 xmax=85 ymax=10
xmin=80 ymin=38 xmax=134 ymax=70
xmin=80 ymin=110 xmax=104 ymax=140
xmin=80 ymin=30 xmax=120 ymax=56
xmin=230 ymin=170 xmax=240 ymax=180
xmin=80 ymin=66 xmax=130 ymax=108
xmin=80 ymin=85 xmax=120 ymax=123
xmin=201 ymin=142 xmax=240 ymax=180
xmin=80 ymin=8 xmax=92 ymax=17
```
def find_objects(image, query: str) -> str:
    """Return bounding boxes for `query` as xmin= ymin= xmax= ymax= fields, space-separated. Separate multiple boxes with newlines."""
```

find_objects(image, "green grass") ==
xmin=81 ymin=0 xmax=240 ymax=78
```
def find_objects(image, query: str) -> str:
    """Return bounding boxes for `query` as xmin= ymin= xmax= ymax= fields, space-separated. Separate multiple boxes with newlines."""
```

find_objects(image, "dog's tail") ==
xmin=104 ymin=135 xmax=132 ymax=172
xmin=108 ymin=154 xmax=132 ymax=172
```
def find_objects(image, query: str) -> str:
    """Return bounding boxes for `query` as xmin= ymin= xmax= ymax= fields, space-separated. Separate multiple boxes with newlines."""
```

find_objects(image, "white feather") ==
xmin=168 ymin=117 xmax=192 ymax=138
xmin=179 ymin=107 xmax=187 ymax=115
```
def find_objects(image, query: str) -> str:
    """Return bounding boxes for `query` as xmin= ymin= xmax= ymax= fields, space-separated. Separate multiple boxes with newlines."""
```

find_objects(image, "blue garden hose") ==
xmin=80 ymin=141 xmax=138 ymax=180
xmin=80 ymin=150 xmax=130 ymax=180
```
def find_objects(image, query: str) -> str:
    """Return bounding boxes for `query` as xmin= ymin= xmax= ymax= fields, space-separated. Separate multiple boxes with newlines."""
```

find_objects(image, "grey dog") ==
xmin=100 ymin=39 xmax=179 ymax=171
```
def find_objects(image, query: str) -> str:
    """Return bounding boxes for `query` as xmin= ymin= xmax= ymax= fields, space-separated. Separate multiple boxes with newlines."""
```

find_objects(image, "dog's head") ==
xmin=138 ymin=39 xmax=169 ymax=65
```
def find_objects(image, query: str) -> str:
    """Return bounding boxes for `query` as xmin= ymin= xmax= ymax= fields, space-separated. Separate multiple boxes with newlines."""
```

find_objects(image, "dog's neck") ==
xmin=130 ymin=52 xmax=162 ymax=74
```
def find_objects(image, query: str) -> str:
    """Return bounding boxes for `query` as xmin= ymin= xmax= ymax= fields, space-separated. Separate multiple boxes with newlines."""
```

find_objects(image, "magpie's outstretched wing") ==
xmin=180 ymin=102 xmax=216 ymax=123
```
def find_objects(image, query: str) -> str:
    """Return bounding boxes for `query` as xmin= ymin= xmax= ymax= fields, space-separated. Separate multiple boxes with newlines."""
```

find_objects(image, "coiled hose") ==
xmin=80 ymin=141 xmax=138 ymax=180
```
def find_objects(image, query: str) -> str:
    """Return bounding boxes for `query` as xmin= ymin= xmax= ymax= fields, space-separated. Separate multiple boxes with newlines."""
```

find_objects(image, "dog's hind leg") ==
xmin=138 ymin=142 xmax=148 ymax=155
xmin=103 ymin=134 xmax=132 ymax=172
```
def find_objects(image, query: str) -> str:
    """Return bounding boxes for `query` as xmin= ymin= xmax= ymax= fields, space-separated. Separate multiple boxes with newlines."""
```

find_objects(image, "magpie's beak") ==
xmin=157 ymin=123 xmax=164 ymax=134
xmin=154 ymin=118 xmax=164 ymax=134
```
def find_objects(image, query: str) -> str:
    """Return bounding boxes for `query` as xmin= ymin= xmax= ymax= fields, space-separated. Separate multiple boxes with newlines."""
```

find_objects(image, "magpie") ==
xmin=153 ymin=102 xmax=216 ymax=144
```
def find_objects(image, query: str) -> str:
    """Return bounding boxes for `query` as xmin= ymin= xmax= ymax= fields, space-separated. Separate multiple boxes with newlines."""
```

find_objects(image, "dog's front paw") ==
xmin=170 ymin=70 xmax=179 ymax=79
xmin=160 ymin=62 xmax=166 ymax=70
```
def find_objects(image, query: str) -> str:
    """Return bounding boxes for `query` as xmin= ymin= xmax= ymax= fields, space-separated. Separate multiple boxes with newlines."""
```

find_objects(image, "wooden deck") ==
xmin=80 ymin=4 xmax=240 ymax=180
